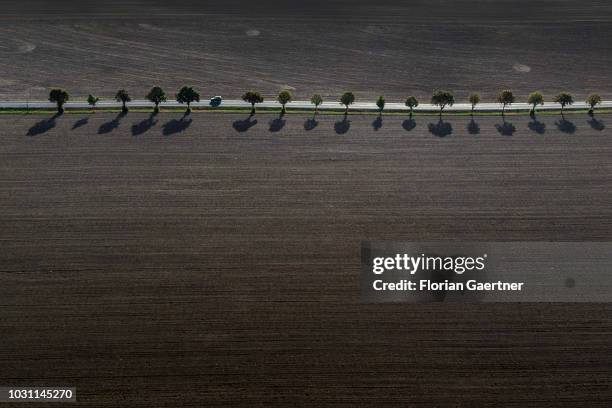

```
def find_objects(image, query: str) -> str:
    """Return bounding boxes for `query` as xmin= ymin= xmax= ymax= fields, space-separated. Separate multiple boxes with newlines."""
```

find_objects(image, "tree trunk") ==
xmin=251 ymin=103 xmax=255 ymax=115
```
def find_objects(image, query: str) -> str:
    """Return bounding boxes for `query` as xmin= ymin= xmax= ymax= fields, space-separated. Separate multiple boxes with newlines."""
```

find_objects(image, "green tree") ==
xmin=468 ymin=92 xmax=480 ymax=113
xmin=431 ymin=90 xmax=455 ymax=115
xmin=277 ymin=90 xmax=293 ymax=114
xmin=405 ymin=96 xmax=419 ymax=115
xmin=49 ymin=89 xmax=69 ymax=114
xmin=115 ymin=89 xmax=131 ymax=113
xmin=242 ymin=91 xmax=264 ymax=115
xmin=87 ymin=94 xmax=100 ymax=112
xmin=340 ymin=92 xmax=355 ymax=114
xmin=146 ymin=86 xmax=167 ymax=113
xmin=527 ymin=91 xmax=544 ymax=115
xmin=376 ymin=95 xmax=385 ymax=114
xmin=554 ymin=92 xmax=574 ymax=114
xmin=586 ymin=93 xmax=602 ymax=115
xmin=176 ymin=86 xmax=200 ymax=113
xmin=310 ymin=94 xmax=323 ymax=114
xmin=497 ymin=90 xmax=515 ymax=115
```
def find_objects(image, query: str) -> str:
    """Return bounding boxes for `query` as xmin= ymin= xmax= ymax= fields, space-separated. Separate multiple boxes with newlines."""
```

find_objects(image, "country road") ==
xmin=2 ymin=99 xmax=611 ymax=112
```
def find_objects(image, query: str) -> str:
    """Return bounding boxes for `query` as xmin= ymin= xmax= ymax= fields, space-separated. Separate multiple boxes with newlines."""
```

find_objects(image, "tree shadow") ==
xmin=528 ymin=118 xmax=546 ymax=134
xmin=232 ymin=115 xmax=258 ymax=133
xmin=467 ymin=117 xmax=480 ymax=135
xmin=372 ymin=115 xmax=383 ymax=131
xmin=131 ymin=113 xmax=158 ymax=136
xmin=556 ymin=115 xmax=576 ymax=134
xmin=588 ymin=117 xmax=605 ymax=131
xmin=98 ymin=111 xmax=126 ymax=134
xmin=71 ymin=117 xmax=89 ymax=130
xmin=304 ymin=116 xmax=318 ymax=131
xmin=334 ymin=114 xmax=350 ymax=134
xmin=27 ymin=113 xmax=60 ymax=136
xmin=269 ymin=114 xmax=286 ymax=132
xmin=428 ymin=119 xmax=453 ymax=137
xmin=495 ymin=117 xmax=516 ymax=136
xmin=402 ymin=117 xmax=416 ymax=132
xmin=162 ymin=114 xmax=192 ymax=136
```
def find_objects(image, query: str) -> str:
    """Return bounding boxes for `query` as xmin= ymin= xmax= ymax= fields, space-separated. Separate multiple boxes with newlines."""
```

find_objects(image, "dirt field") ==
xmin=1 ymin=0 xmax=612 ymax=101
xmin=1 ymin=112 xmax=611 ymax=407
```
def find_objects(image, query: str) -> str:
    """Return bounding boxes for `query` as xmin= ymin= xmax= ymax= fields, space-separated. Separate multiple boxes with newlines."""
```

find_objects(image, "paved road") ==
xmin=2 ymin=99 xmax=611 ymax=112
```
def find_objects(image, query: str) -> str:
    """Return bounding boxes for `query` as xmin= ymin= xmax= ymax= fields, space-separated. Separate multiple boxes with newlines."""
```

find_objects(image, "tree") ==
xmin=242 ymin=91 xmax=264 ymax=115
xmin=87 ymin=94 xmax=100 ymax=112
xmin=527 ymin=91 xmax=544 ymax=115
xmin=311 ymin=94 xmax=323 ymax=114
xmin=115 ymin=89 xmax=131 ymax=113
xmin=277 ymin=90 xmax=293 ymax=114
xmin=49 ymin=89 xmax=69 ymax=114
xmin=146 ymin=86 xmax=167 ymax=113
xmin=497 ymin=90 xmax=515 ymax=115
xmin=554 ymin=92 xmax=574 ymax=114
xmin=176 ymin=86 xmax=200 ymax=113
xmin=468 ymin=92 xmax=480 ymax=113
xmin=340 ymin=92 xmax=355 ymax=114
xmin=376 ymin=95 xmax=385 ymax=114
xmin=405 ymin=96 xmax=419 ymax=115
xmin=431 ymin=90 xmax=455 ymax=115
xmin=586 ymin=93 xmax=602 ymax=115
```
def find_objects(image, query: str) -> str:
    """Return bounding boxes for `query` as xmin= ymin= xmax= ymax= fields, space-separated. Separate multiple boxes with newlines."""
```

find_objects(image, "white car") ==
xmin=210 ymin=96 xmax=222 ymax=106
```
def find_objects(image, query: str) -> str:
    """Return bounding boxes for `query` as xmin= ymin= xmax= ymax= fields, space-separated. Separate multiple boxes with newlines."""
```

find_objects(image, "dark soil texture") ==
xmin=1 ymin=0 xmax=611 ymax=101
xmin=1 ymin=112 xmax=611 ymax=406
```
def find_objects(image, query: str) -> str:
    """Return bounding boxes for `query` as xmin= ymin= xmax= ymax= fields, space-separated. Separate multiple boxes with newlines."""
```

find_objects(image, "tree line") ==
xmin=48 ymin=87 xmax=604 ymax=116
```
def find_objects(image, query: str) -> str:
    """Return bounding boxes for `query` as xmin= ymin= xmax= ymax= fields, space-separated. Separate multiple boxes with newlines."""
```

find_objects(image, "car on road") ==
xmin=210 ymin=96 xmax=222 ymax=107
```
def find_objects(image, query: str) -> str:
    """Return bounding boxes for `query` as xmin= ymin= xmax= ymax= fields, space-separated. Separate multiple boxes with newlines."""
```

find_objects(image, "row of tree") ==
xmin=48 ymin=88 xmax=604 ymax=116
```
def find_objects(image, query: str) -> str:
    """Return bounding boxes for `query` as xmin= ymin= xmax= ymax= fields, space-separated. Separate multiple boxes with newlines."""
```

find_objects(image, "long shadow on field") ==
xmin=98 ymin=112 xmax=126 ymax=134
xmin=467 ymin=117 xmax=480 ymax=135
xmin=304 ymin=116 xmax=318 ymax=131
xmin=233 ymin=115 xmax=258 ymax=133
xmin=588 ymin=117 xmax=605 ymax=131
xmin=27 ymin=113 xmax=60 ymax=136
xmin=402 ymin=117 xmax=416 ymax=132
xmin=72 ymin=117 xmax=88 ymax=130
xmin=495 ymin=117 xmax=516 ymax=136
xmin=372 ymin=115 xmax=383 ymax=131
xmin=528 ymin=118 xmax=546 ymax=134
xmin=162 ymin=114 xmax=192 ymax=136
xmin=556 ymin=115 xmax=576 ymax=134
xmin=428 ymin=119 xmax=452 ymax=137
xmin=269 ymin=113 xmax=286 ymax=132
xmin=131 ymin=113 xmax=158 ymax=136
xmin=334 ymin=114 xmax=350 ymax=134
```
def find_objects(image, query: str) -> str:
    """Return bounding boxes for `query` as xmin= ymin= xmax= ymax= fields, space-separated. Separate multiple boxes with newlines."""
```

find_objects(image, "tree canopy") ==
xmin=49 ymin=89 xmax=69 ymax=113
xmin=376 ymin=95 xmax=385 ymax=113
xmin=115 ymin=89 xmax=131 ymax=103
xmin=340 ymin=92 xmax=355 ymax=113
xmin=554 ymin=92 xmax=574 ymax=112
xmin=176 ymin=86 xmax=200 ymax=112
xmin=497 ymin=90 xmax=515 ymax=113
xmin=87 ymin=94 xmax=99 ymax=107
xmin=586 ymin=93 xmax=602 ymax=110
xmin=311 ymin=94 xmax=323 ymax=112
xmin=146 ymin=86 xmax=167 ymax=111
xmin=405 ymin=96 xmax=419 ymax=112
xmin=431 ymin=90 xmax=454 ymax=113
xmin=277 ymin=90 xmax=293 ymax=112
xmin=468 ymin=93 xmax=480 ymax=111
xmin=242 ymin=91 xmax=264 ymax=114
xmin=527 ymin=91 xmax=544 ymax=113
